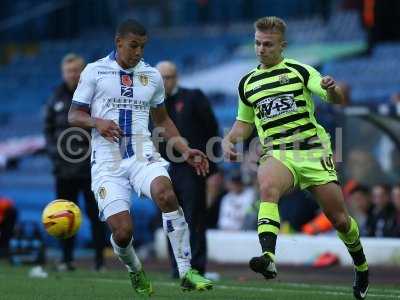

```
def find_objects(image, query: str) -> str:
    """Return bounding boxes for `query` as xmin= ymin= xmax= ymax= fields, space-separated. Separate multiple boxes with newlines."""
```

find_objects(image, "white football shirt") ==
xmin=72 ymin=51 xmax=165 ymax=161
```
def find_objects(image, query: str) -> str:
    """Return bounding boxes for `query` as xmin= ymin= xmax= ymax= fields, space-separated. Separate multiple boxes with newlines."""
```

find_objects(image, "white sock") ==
xmin=162 ymin=207 xmax=191 ymax=278
xmin=110 ymin=235 xmax=142 ymax=273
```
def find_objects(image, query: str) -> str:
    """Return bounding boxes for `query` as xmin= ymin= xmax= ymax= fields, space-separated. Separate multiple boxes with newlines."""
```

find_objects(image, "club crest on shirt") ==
xmin=98 ymin=187 xmax=107 ymax=200
xmin=120 ymin=71 xmax=133 ymax=97
xmin=139 ymin=74 xmax=148 ymax=86
xmin=279 ymin=74 xmax=290 ymax=85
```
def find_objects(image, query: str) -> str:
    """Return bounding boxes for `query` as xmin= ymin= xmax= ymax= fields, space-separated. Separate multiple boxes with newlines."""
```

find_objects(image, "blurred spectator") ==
xmin=348 ymin=185 xmax=374 ymax=236
xmin=43 ymin=53 xmax=106 ymax=271
xmin=0 ymin=197 xmax=17 ymax=258
xmin=346 ymin=149 xmax=388 ymax=185
xmin=390 ymin=184 xmax=400 ymax=237
xmin=217 ymin=169 xmax=255 ymax=231
xmin=369 ymin=184 xmax=396 ymax=237
xmin=241 ymin=141 xmax=261 ymax=186
xmin=240 ymin=148 xmax=261 ymax=230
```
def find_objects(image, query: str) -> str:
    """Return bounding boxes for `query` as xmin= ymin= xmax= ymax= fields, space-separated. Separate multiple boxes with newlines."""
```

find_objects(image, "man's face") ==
xmin=391 ymin=187 xmax=400 ymax=210
xmin=158 ymin=65 xmax=178 ymax=96
xmin=351 ymin=191 xmax=371 ymax=213
xmin=372 ymin=186 xmax=390 ymax=208
xmin=254 ymin=30 xmax=286 ymax=67
xmin=116 ymin=32 xmax=147 ymax=68
xmin=225 ymin=180 xmax=243 ymax=194
xmin=62 ymin=60 xmax=84 ymax=90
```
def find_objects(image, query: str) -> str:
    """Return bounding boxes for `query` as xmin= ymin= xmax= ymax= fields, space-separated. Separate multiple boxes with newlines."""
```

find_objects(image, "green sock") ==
xmin=337 ymin=217 xmax=368 ymax=272
xmin=258 ymin=202 xmax=280 ymax=261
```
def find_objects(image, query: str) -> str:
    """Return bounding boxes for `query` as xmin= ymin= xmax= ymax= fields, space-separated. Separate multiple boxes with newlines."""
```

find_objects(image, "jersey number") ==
xmin=320 ymin=155 xmax=335 ymax=171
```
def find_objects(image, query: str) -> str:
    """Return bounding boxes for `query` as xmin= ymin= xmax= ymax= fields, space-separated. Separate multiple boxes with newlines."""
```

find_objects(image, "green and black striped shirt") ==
xmin=237 ymin=58 xmax=331 ymax=151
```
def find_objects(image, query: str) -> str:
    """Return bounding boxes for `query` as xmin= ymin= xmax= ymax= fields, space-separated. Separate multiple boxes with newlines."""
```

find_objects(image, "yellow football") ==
xmin=42 ymin=199 xmax=82 ymax=239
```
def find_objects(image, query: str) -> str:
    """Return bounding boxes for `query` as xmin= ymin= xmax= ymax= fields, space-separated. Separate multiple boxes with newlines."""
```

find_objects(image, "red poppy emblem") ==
xmin=121 ymin=75 xmax=133 ymax=86
xmin=175 ymin=101 xmax=184 ymax=112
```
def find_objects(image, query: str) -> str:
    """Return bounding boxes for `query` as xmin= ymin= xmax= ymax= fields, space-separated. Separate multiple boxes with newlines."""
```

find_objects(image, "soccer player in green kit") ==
xmin=222 ymin=17 xmax=369 ymax=299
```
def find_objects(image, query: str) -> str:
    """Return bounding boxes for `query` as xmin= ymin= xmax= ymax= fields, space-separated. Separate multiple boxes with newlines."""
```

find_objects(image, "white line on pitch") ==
xmin=88 ymin=277 xmax=400 ymax=299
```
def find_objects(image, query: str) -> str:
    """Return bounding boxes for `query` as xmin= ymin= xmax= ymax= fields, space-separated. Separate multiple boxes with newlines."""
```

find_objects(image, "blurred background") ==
xmin=0 ymin=0 xmax=400 ymax=273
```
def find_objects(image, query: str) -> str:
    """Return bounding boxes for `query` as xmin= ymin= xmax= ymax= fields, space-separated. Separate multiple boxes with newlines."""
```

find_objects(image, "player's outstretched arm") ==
xmin=68 ymin=103 xmax=122 ymax=143
xmin=222 ymin=120 xmax=254 ymax=161
xmin=321 ymin=76 xmax=344 ymax=104
xmin=150 ymin=105 xmax=209 ymax=176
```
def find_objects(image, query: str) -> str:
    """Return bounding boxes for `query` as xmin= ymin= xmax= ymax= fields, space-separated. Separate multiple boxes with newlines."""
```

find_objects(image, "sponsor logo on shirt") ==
xmin=104 ymin=98 xmax=149 ymax=110
xmin=98 ymin=71 xmax=118 ymax=75
xmin=256 ymin=94 xmax=297 ymax=120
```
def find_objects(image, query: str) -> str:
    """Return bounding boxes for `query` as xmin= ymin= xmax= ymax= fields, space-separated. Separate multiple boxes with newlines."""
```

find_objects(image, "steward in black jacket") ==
xmin=43 ymin=54 xmax=105 ymax=271
xmin=157 ymin=61 xmax=220 ymax=277
xmin=44 ymin=83 xmax=91 ymax=178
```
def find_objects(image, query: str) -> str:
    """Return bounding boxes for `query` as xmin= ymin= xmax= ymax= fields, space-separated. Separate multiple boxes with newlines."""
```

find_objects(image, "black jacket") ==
xmin=43 ymin=83 xmax=91 ymax=179
xmin=368 ymin=203 xmax=397 ymax=237
xmin=159 ymin=87 xmax=220 ymax=175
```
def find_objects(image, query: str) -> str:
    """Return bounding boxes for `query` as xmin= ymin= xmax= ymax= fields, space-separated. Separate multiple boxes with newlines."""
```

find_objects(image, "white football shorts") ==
xmin=91 ymin=153 xmax=170 ymax=221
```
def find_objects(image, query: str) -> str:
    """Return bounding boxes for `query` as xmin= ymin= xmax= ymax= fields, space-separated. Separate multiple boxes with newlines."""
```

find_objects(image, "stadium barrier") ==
xmin=155 ymin=229 xmax=400 ymax=266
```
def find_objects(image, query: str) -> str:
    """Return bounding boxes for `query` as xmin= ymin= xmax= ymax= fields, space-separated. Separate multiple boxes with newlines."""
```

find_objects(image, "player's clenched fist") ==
xmin=94 ymin=118 xmax=123 ymax=143
xmin=320 ymin=76 xmax=336 ymax=91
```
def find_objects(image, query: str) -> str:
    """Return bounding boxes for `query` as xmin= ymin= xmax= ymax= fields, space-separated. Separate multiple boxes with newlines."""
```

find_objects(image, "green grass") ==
xmin=0 ymin=264 xmax=399 ymax=300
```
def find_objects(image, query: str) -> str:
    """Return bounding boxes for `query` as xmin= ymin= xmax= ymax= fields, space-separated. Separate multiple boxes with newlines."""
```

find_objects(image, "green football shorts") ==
xmin=260 ymin=149 xmax=338 ymax=190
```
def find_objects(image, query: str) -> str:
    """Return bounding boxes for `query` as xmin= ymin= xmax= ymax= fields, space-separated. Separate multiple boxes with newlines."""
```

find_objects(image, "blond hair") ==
xmin=254 ymin=16 xmax=287 ymax=38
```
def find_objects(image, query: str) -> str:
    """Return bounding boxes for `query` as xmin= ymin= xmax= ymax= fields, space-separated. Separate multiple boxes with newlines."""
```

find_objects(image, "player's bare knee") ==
xmin=154 ymin=187 xmax=178 ymax=212
xmin=112 ymin=225 xmax=133 ymax=247
xmin=259 ymin=182 xmax=280 ymax=202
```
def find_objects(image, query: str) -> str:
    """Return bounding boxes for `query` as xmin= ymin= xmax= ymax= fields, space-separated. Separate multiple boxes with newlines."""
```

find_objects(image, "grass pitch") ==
xmin=0 ymin=263 xmax=399 ymax=300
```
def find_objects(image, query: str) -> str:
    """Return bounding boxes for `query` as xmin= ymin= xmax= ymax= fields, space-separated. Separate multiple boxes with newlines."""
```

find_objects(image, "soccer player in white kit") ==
xmin=68 ymin=19 xmax=213 ymax=296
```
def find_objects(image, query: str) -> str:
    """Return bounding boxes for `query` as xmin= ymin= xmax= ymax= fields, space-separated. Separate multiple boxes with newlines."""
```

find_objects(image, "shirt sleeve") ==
xmin=72 ymin=64 xmax=96 ymax=107
xmin=237 ymin=98 xmax=255 ymax=123
xmin=304 ymin=65 xmax=328 ymax=102
xmin=236 ymin=78 xmax=254 ymax=123
xmin=150 ymin=71 xmax=165 ymax=108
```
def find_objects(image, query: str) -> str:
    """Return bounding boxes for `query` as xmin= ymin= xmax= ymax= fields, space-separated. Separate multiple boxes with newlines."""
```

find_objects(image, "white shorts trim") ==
xmin=138 ymin=164 xmax=171 ymax=199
